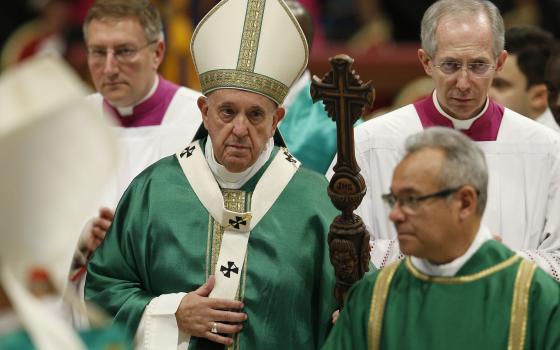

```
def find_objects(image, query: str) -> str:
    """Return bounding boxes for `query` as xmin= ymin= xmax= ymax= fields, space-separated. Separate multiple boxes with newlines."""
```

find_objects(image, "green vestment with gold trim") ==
xmin=85 ymin=143 xmax=338 ymax=349
xmin=323 ymin=241 xmax=560 ymax=350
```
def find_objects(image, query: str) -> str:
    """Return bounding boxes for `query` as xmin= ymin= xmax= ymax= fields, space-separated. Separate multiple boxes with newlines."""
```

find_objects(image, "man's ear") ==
xmin=272 ymin=106 xmax=285 ymax=131
xmin=457 ymin=186 xmax=478 ymax=221
xmin=197 ymin=96 xmax=209 ymax=129
xmin=418 ymin=49 xmax=433 ymax=76
xmin=495 ymin=50 xmax=508 ymax=72
xmin=153 ymin=40 xmax=165 ymax=69
xmin=527 ymin=83 xmax=549 ymax=116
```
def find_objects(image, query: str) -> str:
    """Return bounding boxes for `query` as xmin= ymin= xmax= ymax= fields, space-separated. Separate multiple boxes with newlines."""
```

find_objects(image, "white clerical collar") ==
xmin=432 ymin=90 xmax=489 ymax=130
xmin=410 ymin=224 xmax=492 ymax=277
xmin=111 ymin=76 xmax=160 ymax=117
xmin=205 ymin=137 xmax=274 ymax=189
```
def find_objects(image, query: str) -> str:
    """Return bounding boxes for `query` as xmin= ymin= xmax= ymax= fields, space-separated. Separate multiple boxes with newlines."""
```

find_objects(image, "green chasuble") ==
xmin=323 ymin=240 xmax=560 ymax=350
xmin=86 ymin=140 xmax=338 ymax=349
xmin=0 ymin=326 xmax=130 ymax=350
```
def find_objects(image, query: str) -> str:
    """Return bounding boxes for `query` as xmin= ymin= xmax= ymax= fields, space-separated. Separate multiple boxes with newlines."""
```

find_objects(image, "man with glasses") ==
xmin=323 ymin=127 xmax=560 ymax=350
xmin=328 ymin=0 xmax=560 ymax=278
xmin=72 ymin=0 xmax=201 ymax=274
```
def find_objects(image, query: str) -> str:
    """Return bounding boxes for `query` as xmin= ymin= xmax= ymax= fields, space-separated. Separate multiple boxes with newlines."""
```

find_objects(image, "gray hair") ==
xmin=420 ymin=0 xmax=505 ymax=58
xmin=83 ymin=0 xmax=164 ymax=43
xmin=404 ymin=127 xmax=488 ymax=216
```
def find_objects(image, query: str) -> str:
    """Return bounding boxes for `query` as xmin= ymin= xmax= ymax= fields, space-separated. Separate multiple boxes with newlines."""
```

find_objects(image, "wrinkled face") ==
xmin=85 ymin=17 xmax=164 ymax=107
xmin=489 ymin=54 xmax=531 ymax=116
xmin=388 ymin=148 xmax=460 ymax=261
xmin=419 ymin=14 xmax=506 ymax=120
xmin=199 ymin=89 xmax=284 ymax=173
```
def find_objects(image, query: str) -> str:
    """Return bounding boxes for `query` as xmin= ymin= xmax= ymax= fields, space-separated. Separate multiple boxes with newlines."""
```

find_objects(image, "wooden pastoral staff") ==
xmin=310 ymin=54 xmax=375 ymax=307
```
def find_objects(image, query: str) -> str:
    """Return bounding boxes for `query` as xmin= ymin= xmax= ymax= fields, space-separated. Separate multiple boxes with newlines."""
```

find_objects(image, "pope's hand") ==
xmin=175 ymin=276 xmax=247 ymax=345
xmin=70 ymin=207 xmax=115 ymax=282
xmin=81 ymin=207 xmax=114 ymax=252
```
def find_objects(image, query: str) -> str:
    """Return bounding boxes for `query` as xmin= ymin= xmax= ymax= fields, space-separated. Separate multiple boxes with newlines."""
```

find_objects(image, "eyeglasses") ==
xmin=381 ymin=186 xmax=462 ymax=214
xmin=87 ymin=41 xmax=156 ymax=65
xmin=432 ymin=61 xmax=496 ymax=77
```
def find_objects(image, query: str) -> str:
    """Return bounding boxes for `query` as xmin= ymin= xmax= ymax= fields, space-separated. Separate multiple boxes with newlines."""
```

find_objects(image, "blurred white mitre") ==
xmin=0 ymin=56 xmax=117 ymax=350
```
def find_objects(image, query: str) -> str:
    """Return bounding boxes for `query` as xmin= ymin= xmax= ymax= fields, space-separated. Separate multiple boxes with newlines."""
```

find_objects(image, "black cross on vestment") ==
xmin=180 ymin=146 xmax=196 ymax=158
xmin=220 ymin=261 xmax=239 ymax=278
xmin=283 ymin=150 xmax=297 ymax=164
xmin=229 ymin=216 xmax=247 ymax=229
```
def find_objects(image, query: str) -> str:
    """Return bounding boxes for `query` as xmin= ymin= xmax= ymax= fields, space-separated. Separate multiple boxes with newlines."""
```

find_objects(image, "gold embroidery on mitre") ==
xmin=200 ymin=69 xmax=289 ymax=105
xmin=237 ymin=0 xmax=265 ymax=72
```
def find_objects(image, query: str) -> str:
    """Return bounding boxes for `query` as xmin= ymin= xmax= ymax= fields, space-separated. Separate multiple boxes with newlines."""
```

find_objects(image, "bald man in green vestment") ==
xmin=323 ymin=127 xmax=560 ymax=350
xmin=85 ymin=0 xmax=337 ymax=349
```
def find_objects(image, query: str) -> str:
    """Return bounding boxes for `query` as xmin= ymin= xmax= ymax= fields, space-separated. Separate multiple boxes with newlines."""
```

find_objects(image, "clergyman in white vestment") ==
xmin=328 ymin=0 xmax=560 ymax=279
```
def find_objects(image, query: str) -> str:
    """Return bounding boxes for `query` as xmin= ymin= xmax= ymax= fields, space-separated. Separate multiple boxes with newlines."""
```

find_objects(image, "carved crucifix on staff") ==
xmin=310 ymin=54 xmax=375 ymax=307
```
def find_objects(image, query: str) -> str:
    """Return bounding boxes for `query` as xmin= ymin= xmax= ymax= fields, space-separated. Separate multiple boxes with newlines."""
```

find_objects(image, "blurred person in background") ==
xmin=545 ymin=44 xmax=560 ymax=130
xmin=319 ymin=0 xmax=540 ymax=51
xmin=1 ymin=0 xmax=72 ymax=70
xmin=490 ymin=26 xmax=559 ymax=132
xmin=0 ymin=56 xmax=126 ymax=349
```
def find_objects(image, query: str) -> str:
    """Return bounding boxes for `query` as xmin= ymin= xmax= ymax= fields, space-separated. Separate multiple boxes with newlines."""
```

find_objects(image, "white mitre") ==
xmin=0 ymin=56 xmax=117 ymax=349
xmin=190 ymin=0 xmax=308 ymax=105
